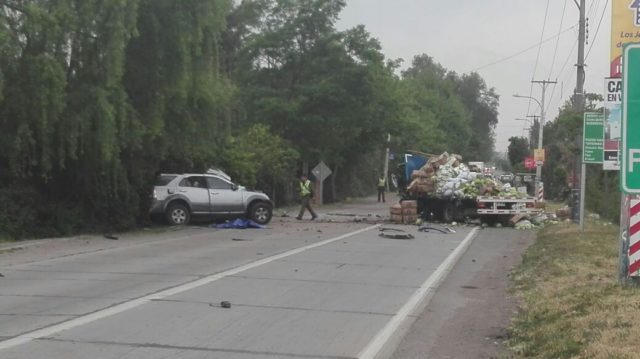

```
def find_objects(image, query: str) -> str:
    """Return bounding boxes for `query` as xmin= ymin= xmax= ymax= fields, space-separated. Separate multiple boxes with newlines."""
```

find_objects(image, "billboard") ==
xmin=611 ymin=0 xmax=640 ymax=77
xmin=605 ymin=78 xmax=622 ymax=170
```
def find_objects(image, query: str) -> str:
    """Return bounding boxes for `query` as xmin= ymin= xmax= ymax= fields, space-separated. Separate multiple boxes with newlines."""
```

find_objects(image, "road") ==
xmin=0 ymin=197 xmax=533 ymax=359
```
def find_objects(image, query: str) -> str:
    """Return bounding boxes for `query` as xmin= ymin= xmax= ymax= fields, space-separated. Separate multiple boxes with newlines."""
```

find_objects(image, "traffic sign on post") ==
xmin=622 ymin=44 xmax=640 ymax=193
xmin=582 ymin=112 xmax=604 ymax=163
xmin=311 ymin=161 xmax=332 ymax=205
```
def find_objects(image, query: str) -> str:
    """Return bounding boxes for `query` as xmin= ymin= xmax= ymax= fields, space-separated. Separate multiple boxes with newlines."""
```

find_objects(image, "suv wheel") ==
xmin=250 ymin=202 xmax=272 ymax=225
xmin=166 ymin=203 xmax=190 ymax=225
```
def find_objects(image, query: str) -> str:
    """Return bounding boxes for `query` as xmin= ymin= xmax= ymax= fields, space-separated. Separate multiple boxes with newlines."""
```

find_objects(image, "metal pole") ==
xmin=579 ymin=162 xmax=586 ymax=231
xmin=383 ymin=134 xmax=391 ymax=191
xmin=536 ymin=84 xmax=546 ymax=181
xmin=530 ymin=80 xmax=556 ymax=199
xmin=575 ymin=0 xmax=586 ymax=229
xmin=574 ymin=0 xmax=586 ymax=112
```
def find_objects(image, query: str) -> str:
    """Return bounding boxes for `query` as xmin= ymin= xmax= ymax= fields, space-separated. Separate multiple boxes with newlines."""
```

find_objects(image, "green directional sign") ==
xmin=622 ymin=44 xmax=640 ymax=193
xmin=583 ymin=112 xmax=604 ymax=163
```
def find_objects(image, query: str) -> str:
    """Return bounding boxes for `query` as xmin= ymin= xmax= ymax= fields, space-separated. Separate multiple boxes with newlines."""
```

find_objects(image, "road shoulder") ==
xmin=391 ymin=228 xmax=535 ymax=359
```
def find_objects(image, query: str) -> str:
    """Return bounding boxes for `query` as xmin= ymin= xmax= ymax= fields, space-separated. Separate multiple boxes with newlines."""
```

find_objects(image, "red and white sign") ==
xmin=628 ymin=199 xmax=640 ymax=276
xmin=524 ymin=157 xmax=536 ymax=170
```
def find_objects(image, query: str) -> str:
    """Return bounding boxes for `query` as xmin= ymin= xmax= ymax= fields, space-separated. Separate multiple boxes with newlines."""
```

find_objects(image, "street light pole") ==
xmin=514 ymin=80 xmax=556 ymax=198
xmin=513 ymin=94 xmax=544 ymax=181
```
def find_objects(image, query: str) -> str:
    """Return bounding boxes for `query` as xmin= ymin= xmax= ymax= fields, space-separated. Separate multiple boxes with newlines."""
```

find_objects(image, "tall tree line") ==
xmin=0 ymin=0 xmax=499 ymax=239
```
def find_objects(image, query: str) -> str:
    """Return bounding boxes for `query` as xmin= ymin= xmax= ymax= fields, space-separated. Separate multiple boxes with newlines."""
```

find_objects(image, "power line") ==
xmin=585 ymin=0 xmax=608 ymax=61
xmin=548 ymin=33 xmax=578 ymax=111
xmin=470 ymin=24 xmax=578 ymax=72
xmin=526 ymin=0 xmax=552 ymax=119
xmin=549 ymin=0 xmax=569 ymax=80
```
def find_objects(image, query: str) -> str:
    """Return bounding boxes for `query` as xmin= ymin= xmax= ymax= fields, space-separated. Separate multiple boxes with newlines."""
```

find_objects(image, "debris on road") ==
xmin=515 ymin=220 xmax=534 ymax=230
xmin=418 ymin=226 xmax=450 ymax=234
xmin=104 ymin=234 xmax=119 ymax=240
xmin=220 ymin=301 xmax=231 ymax=309
xmin=214 ymin=218 xmax=266 ymax=229
xmin=378 ymin=227 xmax=414 ymax=240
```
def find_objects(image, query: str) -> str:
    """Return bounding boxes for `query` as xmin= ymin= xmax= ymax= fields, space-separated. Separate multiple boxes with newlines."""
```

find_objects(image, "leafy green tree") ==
xmin=452 ymin=72 xmax=499 ymax=161
xmin=223 ymin=124 xmax=299 ymax=203
xmin=400 ymin=54 xmax=472 ymax=157
xmin=507 ymin=137 xmax=529 ymax=169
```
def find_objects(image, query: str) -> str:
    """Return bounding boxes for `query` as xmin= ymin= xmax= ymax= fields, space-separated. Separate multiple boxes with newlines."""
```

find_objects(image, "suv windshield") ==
xmin=155 ymin=175 xmax=177 ymax=186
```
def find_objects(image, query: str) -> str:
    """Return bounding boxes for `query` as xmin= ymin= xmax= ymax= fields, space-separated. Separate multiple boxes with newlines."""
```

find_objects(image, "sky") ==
xmin=336 ymin=0 xmax=612 ymax=154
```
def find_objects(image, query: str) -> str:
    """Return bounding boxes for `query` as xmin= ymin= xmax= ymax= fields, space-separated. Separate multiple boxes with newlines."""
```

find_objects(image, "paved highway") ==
xmin=0 ymin=198 xmax=527 ymax=358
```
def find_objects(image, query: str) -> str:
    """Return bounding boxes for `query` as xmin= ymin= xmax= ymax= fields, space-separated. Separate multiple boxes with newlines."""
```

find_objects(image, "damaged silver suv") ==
xmin=150 ymin=170 xmax=273 ymax=225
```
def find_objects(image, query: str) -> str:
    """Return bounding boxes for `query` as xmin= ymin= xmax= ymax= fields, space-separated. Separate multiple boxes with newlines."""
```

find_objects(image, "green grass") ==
xmin=508 ymin=220 xmax=640 ymax=358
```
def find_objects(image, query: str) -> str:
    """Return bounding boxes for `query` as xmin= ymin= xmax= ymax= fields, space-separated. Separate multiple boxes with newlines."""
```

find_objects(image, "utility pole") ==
xmin=575 ymin=0 xmax=587 ymax=231
xmin=575 ymin=0 xmax=586 ymax=113
xmin=527 ymin=115 xmax=540 ymax=150
xmin=531 ymin=80 xmax=556 ymax=187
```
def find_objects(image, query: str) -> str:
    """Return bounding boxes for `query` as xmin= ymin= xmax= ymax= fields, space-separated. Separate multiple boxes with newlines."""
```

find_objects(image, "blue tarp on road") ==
xmin=213 ymin=218 xmax=266 ymax=229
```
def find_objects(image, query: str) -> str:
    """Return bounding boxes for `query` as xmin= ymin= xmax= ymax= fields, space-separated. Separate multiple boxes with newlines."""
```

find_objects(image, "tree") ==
xmin=451 ymin=72 xmax=499 ymax=161
xmin=508 ymin=137 xmax=529 ymax=169
xmin=400 ymin=54 xmax=472 ymax=157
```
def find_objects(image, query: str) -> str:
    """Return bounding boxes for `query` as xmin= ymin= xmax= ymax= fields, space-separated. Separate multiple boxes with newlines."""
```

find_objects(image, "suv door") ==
xmin=177 ymin=176 xmax=211 ymax=213
xmin=206 ymin=176 xmax=244 ymax=214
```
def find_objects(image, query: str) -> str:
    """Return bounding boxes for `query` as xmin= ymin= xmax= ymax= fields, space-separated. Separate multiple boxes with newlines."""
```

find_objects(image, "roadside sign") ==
xmin=524 ymin=157 xmax=536 ymax=170
xmin=582 ymin=112 xmax=604 ymax=163
xmin=534 ymin=149 xmax=545 ymax=164
xmin=312 ymin=161 xmax=332 ymax=182
xmin=622 ymin=44 xmax=640 ymax=193
xmin=604 ymin=78 xmax=622 ymax=170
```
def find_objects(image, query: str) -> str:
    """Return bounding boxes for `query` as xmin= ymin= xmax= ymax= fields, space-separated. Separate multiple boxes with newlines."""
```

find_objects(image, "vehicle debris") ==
xmin=378 ymin=227 xmax=414 ymax=240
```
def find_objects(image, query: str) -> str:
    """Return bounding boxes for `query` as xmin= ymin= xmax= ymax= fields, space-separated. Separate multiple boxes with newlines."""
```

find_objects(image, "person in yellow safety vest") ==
xmin=377 ymin=175 xmax=386 ymax=203
xmin=296 ymin=174 xmax=317 ymax=220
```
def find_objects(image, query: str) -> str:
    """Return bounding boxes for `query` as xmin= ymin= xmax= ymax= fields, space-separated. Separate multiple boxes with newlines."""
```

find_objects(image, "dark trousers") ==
xmin=298 ymin=196 xmax=317 ymax=219
xmin=377 ymin=187 xmax=385 ymax=202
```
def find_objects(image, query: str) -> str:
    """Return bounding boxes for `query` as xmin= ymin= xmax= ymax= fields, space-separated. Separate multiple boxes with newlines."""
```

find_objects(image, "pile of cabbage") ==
xmin=407 ymin=152 xmax=528 ymax=199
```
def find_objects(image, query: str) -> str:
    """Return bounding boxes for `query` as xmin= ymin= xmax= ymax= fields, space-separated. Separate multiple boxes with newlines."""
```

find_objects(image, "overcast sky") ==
xmin=336 ymin=0 xmax=611 ymax=153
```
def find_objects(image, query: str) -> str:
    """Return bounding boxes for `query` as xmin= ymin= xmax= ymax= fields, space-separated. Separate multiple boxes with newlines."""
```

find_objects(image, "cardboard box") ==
xmin=401 ymin=200 xmax=418 ymax=209
xmin=402 ymin=208 xmax=417 ymax=216
xmin=390 ymin=214 xmax=403 ymax=223
xmin=403 ymin=214 xmax=418 ymax=224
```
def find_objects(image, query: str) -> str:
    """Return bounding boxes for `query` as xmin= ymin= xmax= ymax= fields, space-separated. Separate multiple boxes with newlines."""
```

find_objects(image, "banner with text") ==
xmin=583 ymin=112 xmax=605 ymax=164
xmin=605 ymin=78 xmax=622 ymax=170
xmin=611 ymin=0 xmax=640 ymax=77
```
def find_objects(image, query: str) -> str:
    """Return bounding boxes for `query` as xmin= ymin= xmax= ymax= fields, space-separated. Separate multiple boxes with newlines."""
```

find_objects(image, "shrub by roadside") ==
xmin=509 ymin=220 xmax=640 ymax=358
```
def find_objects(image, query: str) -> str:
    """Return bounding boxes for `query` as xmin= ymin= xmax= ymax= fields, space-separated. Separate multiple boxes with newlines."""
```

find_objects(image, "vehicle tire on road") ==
xmin=166 ymin=203 xmax=190 ymax=226
xmin=443 ymin=203 xmax=456 ymax=223
xmin=250 ymin=202 xmax=272 ymax=225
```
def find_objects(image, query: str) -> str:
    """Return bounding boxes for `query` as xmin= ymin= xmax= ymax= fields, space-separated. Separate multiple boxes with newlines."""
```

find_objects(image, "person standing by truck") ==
xmin=296 ymin=174 xmax=317 ymax=220
xmin=377 ymin=175 xmax=386 ymax=203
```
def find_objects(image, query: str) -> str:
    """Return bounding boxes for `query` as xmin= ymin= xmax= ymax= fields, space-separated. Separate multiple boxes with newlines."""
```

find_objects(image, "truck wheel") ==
xmin=250 ymin=202 xmax=272 ymax=225
xmin=443 ymin=204 xmax=455 ymax=223
xmin=166 ymin=203 xmax=190 ymax=226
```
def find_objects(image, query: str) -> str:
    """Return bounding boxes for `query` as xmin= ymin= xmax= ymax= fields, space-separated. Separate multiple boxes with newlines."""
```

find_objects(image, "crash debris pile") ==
xmin=389 ymin=200 xmax=418 ymax=224
xmin=407 ymin=152 xmax=526 ymax=199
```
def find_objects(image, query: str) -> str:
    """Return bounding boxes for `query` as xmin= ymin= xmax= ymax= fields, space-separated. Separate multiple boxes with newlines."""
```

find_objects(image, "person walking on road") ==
xmin=377 ymin=175 xmax=386 ymax=203
xmin=296 ymin=174 xmax=317 ymax=220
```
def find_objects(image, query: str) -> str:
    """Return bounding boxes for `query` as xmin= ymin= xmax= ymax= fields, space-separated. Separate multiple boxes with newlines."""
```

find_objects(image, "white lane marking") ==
xmin=0 ymin=225 xmax=380 ymax=352
xmin=358 ymin=227 xmax=480 ymax=359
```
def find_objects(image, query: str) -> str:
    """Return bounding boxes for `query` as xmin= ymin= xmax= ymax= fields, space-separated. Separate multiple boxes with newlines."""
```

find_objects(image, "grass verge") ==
xmin=508 ymin=220 xmax=640 ymax=358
